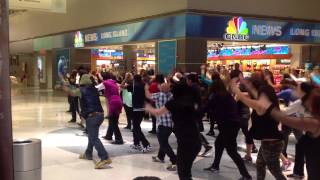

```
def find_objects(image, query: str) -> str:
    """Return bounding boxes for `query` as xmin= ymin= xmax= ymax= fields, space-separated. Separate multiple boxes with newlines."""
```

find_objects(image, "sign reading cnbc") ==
xmin=224 ymin=17 xmax=249 ymax=41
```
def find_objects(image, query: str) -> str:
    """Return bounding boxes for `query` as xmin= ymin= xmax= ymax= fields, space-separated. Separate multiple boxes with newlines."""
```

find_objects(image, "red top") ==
xmin=149 ymin=82 xmax=160 ymax=93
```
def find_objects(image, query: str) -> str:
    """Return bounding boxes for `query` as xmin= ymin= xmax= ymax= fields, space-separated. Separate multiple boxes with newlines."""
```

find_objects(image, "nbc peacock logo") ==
xmin=224 ymin=17 xmax=249 ymax=41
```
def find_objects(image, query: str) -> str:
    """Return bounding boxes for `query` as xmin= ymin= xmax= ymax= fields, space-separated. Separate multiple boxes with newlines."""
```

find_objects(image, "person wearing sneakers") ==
xmin=204 ymin=77 xmax=252 ymax=180
xmin=186 ymin=73 xmax=213 ymax=157
xmin=96 ymin=72 xmax=124 ymax=145
xmin=63 ymin=74 xmax=111 ymax=169
xmin=231 ymin=73 xmax=258 ymax=162
xmin=121 ymin=73 xmax=134 ymax=130
xmin=127 ymin=74 xmax=151 ymax=152
xmin=145 ymin=80 xmax=202 ymax=180
xmin=145 ymin=83 xmax=177 ymax=171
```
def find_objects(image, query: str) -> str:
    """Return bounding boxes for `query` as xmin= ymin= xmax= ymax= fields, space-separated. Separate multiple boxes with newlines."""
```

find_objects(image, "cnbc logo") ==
xmin=224 ymin=17 xmax=249 ymax=41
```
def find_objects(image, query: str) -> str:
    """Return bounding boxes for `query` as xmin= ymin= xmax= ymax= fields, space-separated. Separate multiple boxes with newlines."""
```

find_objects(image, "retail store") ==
xmin=31 ymin=12 xmax=320 ymax=88
xmin=90 ymin=43 xmax=156 ymax=76
xmin=207 ymin=42 xmax=292 ymax=82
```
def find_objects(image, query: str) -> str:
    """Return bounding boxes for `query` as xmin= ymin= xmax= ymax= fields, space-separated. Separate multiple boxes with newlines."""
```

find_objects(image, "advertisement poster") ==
xmin=56 ymin=49 xmax=70 ymax=85
xmin=37 ymin=56 xmax=46 ymax=83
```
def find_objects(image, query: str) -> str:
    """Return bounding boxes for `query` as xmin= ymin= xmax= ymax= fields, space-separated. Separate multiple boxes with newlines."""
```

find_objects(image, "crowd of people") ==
xmin=61 ymin=63 xmax=320 ymax=180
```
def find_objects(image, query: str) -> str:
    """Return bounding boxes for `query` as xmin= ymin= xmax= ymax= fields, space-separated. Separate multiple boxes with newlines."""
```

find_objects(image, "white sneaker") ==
xmin=141 ymin=145 xmax=152 ymax=153
xmin=130 ymin=144 xmax=142 ymax=151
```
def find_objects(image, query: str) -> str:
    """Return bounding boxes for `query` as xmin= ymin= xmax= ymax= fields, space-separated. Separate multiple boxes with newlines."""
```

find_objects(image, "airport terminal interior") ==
xmin=2 ymin=0 xmax=320 ymax=180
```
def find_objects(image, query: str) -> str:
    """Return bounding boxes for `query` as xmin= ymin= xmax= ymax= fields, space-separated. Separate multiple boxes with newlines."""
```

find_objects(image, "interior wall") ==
xmin=45 ymin=50 xmax=53 ymax=89
xmin=16 ymin=53 xmax=38 ymax=87
xmin=11 ymin=0 xmax=320 ymax=43
xmin=187 ymin=0 xmax=320 ymax=21
xmin=9 ymin=40 xmax=33 ymax=54
xmin=70 ymin=49 xmax=91 ymax=71
xmin=9 ymin=0 xmax=187 ymax=42
xmin=290 ymin=45 xmax=302 ymax=68
xmin=301 ymin=46 xmax=320 ymax=66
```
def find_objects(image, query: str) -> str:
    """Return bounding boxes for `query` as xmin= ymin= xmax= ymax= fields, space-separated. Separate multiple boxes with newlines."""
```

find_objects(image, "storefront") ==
xmin=90 ymin=43 xmax=156 ymax=75
xmin=91 ymin=45 xmax=124 ymax=73
xmin=32 ymin=12 xmax=320 ymax=88
xmin=207 ymin=42 xmax=292 ymax=79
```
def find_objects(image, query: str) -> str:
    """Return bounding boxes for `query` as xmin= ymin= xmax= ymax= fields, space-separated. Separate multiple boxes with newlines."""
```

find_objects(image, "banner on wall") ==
xmin=187 ymin=14 xmax=320 ymax=43
xmin=55 ymin=49 xmax=69 ymax=85
xmin=83 ymin=15 xmax=186 ymax=46
xmin=158 ymin=40 xmax=176 ymax=75
xmin=37 ymin=56 xmax=46 ymax=83
xmin=34 ymin=13 xmax=320 ymax=50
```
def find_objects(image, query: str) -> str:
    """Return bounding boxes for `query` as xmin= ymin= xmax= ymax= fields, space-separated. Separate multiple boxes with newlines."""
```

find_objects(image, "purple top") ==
xmin=103 ymin=80 xmax=123 ymax=115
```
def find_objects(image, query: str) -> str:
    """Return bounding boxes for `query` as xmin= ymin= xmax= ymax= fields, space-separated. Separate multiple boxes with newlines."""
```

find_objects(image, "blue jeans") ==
xmin=85 ymin=114 xmax=109 ymax=160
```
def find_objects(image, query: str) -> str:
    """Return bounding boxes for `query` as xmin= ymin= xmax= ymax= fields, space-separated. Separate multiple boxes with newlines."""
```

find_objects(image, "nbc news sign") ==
xmin=224 ymin=17 xmax=249 ymax=41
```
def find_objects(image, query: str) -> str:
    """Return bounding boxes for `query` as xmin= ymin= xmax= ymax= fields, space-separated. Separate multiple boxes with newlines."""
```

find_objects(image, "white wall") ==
xmin=187 ymin=0 xmax=320 ymax=21
xmin=9 ymin=0 xmax=320 ymax=53
xmin=9 ymin=0 xmax=187 ymax=41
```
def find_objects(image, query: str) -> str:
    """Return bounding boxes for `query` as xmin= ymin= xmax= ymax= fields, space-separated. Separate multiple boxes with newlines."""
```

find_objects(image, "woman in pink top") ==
xmin=98 ymin=72 xmax=124 ymax=144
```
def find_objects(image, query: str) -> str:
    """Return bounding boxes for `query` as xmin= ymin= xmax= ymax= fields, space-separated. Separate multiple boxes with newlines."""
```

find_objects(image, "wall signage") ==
xmin=74 ymin=31 xmax=84 ymax=48
xmin=224 ymin=17 xmax=249 ymax=41
xmin=101 ymin=29 xmax=128 ymax=39
xmin=188 ymin=14 xmax=320 ymax=43
xmin=34 ymin=13 xmax=320 ymax=50
xmin=85 ymin=33 xmax=98 ymax=42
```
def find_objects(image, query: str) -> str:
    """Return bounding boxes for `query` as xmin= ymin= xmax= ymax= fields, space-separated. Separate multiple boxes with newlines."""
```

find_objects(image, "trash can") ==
xmin=13 ymin=139 xmax=42 ymax=180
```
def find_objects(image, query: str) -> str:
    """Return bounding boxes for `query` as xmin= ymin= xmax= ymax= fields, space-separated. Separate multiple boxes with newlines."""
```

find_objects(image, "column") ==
xmin=290 ymin=45 xmax=302 ymax=68
xmin=176 ymin=38 xmax=207 ymax=73
xmin=0 ymin=1 xmax=14 ymax=180
xmin=123 ymin=45 xmax=137 ymax=73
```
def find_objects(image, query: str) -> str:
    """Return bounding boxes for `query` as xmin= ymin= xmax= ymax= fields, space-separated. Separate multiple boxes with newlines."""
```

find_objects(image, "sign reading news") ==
xmin=188 ymin=14 xmax=320 ymax=43
xmin=41 ymin=13 xmax=320 ymax=49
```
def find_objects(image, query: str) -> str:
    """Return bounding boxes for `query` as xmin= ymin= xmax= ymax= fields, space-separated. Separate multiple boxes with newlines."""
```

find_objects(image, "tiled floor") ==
xmin=11 ymin=87 xmax=301 ymax=180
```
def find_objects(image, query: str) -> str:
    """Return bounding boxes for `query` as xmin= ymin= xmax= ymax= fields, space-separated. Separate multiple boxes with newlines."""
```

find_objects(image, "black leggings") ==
xmin=177 ymin=140 xmax=201 ymax=180
xmin=123 ymin=104 xmax=133 ymax=128
xmin=105 ymin=113 xmax=123 ymax=142
xmin=304 ymin=135 xmax=320 ymax=180
xmin=132 ymin=111 xmax=150 ymax=147
xmin=240 ymin=118 xmax=254 ymax=145
xmin=212 ymin=125 xmax=251 ymax=178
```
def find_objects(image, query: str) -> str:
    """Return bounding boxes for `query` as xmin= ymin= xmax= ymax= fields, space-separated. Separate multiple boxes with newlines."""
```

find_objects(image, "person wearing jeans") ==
xmin=63 ymin=74 xmax=112 ymax=169
xmin=85 ymin=113 xmax=109 ymax=161
xmin=156 ymin=125 xmax=177 ymax=167
xmin=146 ymin=83 xmax=177 ymax=171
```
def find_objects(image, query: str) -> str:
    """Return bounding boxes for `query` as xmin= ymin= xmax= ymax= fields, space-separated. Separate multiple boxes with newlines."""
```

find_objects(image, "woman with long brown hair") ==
xmin=231 ymin=77 xmax=320 ymax=180
xmin=204 ymin=76 xmax=252 ymax=180
xmin=230 ymin=72 xmax=286 ymax=180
